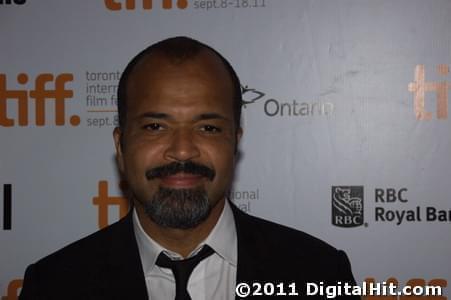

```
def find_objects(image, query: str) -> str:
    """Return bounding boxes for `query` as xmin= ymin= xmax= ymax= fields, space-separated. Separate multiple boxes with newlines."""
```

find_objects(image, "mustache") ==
xmin=145 ymin=161 xmax=215 ymax=181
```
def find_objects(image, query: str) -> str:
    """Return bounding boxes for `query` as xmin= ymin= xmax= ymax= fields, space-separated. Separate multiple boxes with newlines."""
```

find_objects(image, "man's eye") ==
xmin=201 ymin=125 xmax=221 ymax=133
xmin=143 ymin=123 xmax=164 ymax=131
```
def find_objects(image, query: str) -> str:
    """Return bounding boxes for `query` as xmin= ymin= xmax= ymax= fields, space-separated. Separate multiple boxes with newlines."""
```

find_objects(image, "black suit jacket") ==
xmin=20 ymin=203 xmax=359 ymax=299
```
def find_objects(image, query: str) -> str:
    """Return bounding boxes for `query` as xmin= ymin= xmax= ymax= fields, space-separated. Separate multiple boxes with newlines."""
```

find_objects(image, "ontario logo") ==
xmin=0 ymin=73 xmax=79 ymax=127
xmin=104 ymin=0 xmax=188 ymax=10
xmin=332 ymin=186 xmax=364 ymax=228
xmin=241 ymin=84 xmax=334 ymax=117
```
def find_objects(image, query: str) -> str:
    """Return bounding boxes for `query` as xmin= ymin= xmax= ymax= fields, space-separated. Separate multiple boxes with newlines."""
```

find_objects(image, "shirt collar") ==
xmin=132 ymin=200 xmax=237 ymax=275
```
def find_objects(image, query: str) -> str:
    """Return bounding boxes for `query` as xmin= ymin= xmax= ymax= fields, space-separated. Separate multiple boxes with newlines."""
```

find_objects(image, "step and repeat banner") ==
xmin=1 ymin=0 xmax=450 ymax=299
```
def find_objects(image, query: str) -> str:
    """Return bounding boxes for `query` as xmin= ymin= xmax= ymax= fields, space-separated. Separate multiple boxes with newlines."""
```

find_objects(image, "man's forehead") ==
xmin=129 ymin=49 xmax=230 ymax=80
xmin=125 ymin=50 xmax=234 ymax=110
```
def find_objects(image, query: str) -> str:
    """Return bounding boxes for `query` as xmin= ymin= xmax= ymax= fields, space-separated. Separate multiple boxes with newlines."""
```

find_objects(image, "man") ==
xmin=20 ymin=37 xmax=358 ymax=299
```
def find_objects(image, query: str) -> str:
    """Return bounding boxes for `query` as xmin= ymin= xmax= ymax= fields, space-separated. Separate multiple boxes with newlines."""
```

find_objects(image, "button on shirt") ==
xmin=132 ymin=201 xmax=237 ymax=300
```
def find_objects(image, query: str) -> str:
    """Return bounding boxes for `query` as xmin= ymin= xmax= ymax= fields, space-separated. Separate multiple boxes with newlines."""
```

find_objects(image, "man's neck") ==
xmin=134 ymin=198 xmax=225 ymax=258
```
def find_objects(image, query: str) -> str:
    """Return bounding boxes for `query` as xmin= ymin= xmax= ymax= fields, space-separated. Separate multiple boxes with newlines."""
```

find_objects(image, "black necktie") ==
xmin=155 ymin=245 xmax=215 ymax=300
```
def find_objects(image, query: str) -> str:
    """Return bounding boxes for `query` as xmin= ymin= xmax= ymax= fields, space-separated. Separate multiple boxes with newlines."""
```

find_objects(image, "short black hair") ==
xmin=117 ymin=36 xmax=242 ymax=131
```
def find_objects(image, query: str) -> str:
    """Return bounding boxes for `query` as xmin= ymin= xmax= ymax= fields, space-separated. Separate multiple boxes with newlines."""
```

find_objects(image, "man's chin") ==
xmin=142 ymin=186 xmax=212 ymax=229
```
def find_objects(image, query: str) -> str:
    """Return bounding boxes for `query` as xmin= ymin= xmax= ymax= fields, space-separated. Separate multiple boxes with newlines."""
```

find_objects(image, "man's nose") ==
xmin=164 ymin=128 xmax=201 ymax=162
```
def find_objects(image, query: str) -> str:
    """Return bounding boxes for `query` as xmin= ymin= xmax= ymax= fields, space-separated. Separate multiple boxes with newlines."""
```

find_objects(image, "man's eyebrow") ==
xmin=136 ymin=112 xmax=230 ymax=122
xmin=138 ymin=112 xmax=173 ymax=120
xmin=194 ymin=113 xmax=230 ymax=122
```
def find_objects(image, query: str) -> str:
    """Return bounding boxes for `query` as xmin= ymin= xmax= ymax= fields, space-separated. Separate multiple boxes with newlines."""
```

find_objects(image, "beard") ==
xmin=141 ymin=186 xmax=212 ymax=229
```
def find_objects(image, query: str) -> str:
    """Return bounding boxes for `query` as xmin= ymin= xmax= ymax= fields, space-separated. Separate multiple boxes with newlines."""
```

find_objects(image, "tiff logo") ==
xmin=104 ymin=0 xmax=188 ymax=10
xmin=0 ymin=73 xmax=80 ymax=127
xmin=0 ymin=0 xmax=25 ymax=4
xmin=92 ymin=180 xmax=129 ymax=229
xmin=1 ymin=279 xmax=22 ymax=300
xmin=408 ymin=64 xmax=449 ymax=120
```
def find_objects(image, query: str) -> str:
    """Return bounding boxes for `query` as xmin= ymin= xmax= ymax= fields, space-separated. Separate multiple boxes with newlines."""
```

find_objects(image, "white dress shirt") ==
xmin=132 ymin=200 xmax=237 ymax=300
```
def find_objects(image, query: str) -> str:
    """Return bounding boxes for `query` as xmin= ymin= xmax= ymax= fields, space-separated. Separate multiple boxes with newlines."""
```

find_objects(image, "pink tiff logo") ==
xmin=104 ymin=0 xmax=188 ymax=10
xmin=408 ymin=64 xmax=450 ymax=120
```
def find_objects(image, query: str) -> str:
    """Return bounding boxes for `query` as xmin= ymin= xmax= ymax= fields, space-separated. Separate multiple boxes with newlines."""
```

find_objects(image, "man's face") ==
xmin=114 ymin=51 xmax=241 ymax=229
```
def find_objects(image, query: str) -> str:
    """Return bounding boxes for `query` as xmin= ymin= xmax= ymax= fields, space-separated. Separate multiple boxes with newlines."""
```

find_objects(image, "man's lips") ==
xmin=159 ymin=172 xmax=204 ymax=188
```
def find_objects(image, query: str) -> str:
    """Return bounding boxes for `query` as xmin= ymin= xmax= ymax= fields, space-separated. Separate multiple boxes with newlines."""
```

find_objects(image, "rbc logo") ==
xmin=0 ymin=73 xmax=79 ymax=127
xmin=332 ymin=186 xmax=364 ymax=228
xmin=104 ymin=0 xmax=188 ymax=10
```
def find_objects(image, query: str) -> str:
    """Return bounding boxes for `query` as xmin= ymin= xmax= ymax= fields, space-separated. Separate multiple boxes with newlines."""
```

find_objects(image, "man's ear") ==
xmin=113 ymin=127 xmax=125 ymax=174
xmin=236 ymin=127 xmax=243 ymax=143
xmin=234 ymin=127 xmax=243 ymax=154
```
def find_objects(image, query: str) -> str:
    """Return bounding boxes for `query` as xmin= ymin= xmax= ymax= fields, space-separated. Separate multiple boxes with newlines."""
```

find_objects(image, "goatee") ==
xmin=143 ymin=186 xmax=211 ymax=229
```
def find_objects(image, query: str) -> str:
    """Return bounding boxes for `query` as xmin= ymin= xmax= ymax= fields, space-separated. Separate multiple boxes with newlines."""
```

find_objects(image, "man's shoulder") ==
xmin=31 ymin=213 xmax=131 ymax=273
xmin=232 ymin=204 xmax=339 ymax=255
xmin=231 ymin=205 xmax=356 ymax=283
xmin=20 ymin=213 xmax=147 ymax=299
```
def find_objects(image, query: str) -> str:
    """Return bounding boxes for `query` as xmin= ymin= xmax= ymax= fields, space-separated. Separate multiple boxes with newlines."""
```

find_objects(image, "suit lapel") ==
xmin=230 ymin=202 xmax=267 ymax=296
xmin=104 ymin=212 xmax=149 ymax=299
